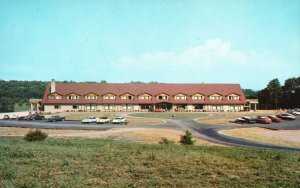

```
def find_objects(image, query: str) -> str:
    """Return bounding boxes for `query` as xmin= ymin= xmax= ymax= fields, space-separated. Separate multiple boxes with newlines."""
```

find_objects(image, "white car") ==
xmin=81 ymin=116 xmax=97 ymax=123
xmin=112 ymin=116 xmax=127 ymax=124
xmin=292 ymin=111 xmax=300 ymax=116
xmin=96 ymin=117 xmax=111 ymax=124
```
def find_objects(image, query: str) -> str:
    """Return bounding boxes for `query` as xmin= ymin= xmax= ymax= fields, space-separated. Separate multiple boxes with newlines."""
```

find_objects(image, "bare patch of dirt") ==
xmin=0 ymin=127 xmax=215 ymax=146
xmin=219 ymin=127 xmax=300 ymax=148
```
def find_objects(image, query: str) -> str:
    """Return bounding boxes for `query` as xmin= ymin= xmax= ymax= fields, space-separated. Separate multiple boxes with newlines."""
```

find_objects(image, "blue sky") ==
xmin=0 ymin=0 xmax=299 ymax=90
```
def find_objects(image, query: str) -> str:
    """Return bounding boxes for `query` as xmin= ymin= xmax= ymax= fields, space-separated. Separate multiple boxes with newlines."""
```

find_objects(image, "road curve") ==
xmin=0 ymin=117 xmax=300 ymax=152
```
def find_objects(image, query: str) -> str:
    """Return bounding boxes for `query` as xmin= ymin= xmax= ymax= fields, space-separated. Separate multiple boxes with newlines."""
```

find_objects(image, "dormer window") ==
xmin=102 ymin=93 xmax=116 ymax=100
xmin=138 ymin=94 xmax=151 ymax=100
xmin=227 ymin=94 xmax=240 ymax=100
xmin=48 ymin=93 xmax=62 ymax=99
xmin=84 ymin=93 xmax=98 ymax=100
xmin=209 ymin=94 xmax=223 ymax=100
xmin=174 ymin=93 xmax=187 ymax=100
xmin=66 ymin=93 xmax=80 ymax=100
xmin=192 ymin=93 xmax=205 ymax=100
xmin=120 ymin=93 xmax=134 ymax=100
xmin=157 ymin=93 xmax=169 ymax=100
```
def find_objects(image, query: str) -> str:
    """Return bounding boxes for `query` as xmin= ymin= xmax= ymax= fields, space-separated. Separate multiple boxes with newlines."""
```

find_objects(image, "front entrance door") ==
xmin=155 ymin=102 xmax=172 ymax=111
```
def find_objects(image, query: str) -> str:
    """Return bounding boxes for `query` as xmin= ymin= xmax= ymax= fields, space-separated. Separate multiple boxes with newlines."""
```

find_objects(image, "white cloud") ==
xmin=116 ymin=38 xmax=247 ymax=71
xmin=113 ymin=38 xmax=289 ymax=89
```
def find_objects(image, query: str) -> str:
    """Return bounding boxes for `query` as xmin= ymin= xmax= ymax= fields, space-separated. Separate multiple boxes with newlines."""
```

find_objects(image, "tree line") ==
xmin=243 ymin=76 xmax=300 ymax=109
xmin=0 ymin=77 xmax=299 ymax=112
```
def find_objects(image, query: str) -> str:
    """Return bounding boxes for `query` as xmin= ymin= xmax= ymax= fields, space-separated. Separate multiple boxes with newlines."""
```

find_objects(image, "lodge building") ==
xmin=42 ymin=80 xmax=247 ymax=113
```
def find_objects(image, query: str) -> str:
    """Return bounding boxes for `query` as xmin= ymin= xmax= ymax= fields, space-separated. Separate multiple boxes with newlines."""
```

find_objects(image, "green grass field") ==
xmin=1 ymin=137 xmax=300 ymax=187
xmin=129 ymin=112 xmax=207 ymax=119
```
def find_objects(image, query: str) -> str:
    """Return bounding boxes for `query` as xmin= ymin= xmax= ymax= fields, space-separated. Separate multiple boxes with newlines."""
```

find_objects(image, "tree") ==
xmin=266 ymin=78 xmax=282 ymax=109
xmin=180 ymin=130 xmax=195 ymax=145
xmin=280 ymin=77 xmax=300 ymax=109
xmin=243 ymin=89 xmax=258 ymax=99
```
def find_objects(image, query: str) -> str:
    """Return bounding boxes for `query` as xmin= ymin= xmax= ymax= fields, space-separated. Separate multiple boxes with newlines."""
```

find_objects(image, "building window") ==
xmin=54 ymin=105 xmax=60 ymax=109
xmin=68 ymin=95 xmax=79 ymax=100
xmin=73 ymin=105 xmax=78 ymax=109
xmin=210 ymin=96 xmax=222 ymax=100
xmin=158 ymin=95 xmax=169 ymax=100
xmin=192 ymin=96 xmax=204 ymax=100
xmin=85 ymin=95 xmax=97 ymax=100
xmin=103 ymin=95 xmax=116 ymax=100
xmin=48 ymin=95 xmax=62 ymax=99
xmin=228 ymin=96 xmax=239 ymax=100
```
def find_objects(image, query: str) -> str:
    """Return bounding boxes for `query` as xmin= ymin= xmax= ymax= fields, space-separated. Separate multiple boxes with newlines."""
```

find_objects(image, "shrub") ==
xmin=159 ymin=137 xmax=175 ymax=145
xmin=180 ymin=130 xmax=195 ymax=145
xmin=24 ymin=129 xmax=48 ymax=142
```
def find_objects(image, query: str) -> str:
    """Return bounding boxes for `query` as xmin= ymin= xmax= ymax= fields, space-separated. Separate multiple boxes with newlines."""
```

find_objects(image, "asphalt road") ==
xmin=1 ymin=116 xmax=300 ymax=152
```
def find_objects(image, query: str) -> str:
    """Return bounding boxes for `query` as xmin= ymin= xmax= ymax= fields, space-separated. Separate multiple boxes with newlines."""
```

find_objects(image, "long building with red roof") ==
xmin=42 ymin=80 xmax=247 ymax=112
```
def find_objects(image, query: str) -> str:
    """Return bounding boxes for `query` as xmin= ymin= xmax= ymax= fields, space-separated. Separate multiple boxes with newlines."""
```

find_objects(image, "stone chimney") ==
xmin=50 ymin=79 xmax=55 ymax=93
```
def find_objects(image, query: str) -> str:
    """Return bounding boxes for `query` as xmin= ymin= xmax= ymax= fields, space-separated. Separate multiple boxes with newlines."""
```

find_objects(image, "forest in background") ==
xmin=0 ymin=77 xmax=299 ymax=112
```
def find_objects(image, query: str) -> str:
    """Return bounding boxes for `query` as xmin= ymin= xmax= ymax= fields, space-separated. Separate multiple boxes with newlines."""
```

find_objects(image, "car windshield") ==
xmin=88 ymin=116 xmax=96 ymax=119
xmin=100 ymin=117 xmax=108 ymax=119
xmin=115 ymin=117 xmax=123 ymax=119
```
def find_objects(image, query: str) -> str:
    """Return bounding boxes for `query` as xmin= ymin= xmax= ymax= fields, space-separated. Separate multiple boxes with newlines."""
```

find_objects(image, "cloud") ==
xmin=113 ymin=38 xmax=289 ymax=88
xmin=116 ymin=39 xmax=247 ymax=71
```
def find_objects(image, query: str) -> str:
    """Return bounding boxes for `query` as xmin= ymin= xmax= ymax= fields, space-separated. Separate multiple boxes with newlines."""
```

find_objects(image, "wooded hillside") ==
xmin=0 ymin=77 xmax=299 ymax=112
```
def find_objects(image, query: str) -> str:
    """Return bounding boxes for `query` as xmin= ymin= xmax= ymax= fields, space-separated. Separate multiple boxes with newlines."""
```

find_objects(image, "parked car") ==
xmin=154 ymin=109 xmax=166 ymax=112
xmin=242 ymin=116 xmax=257 ymax=124
xmin=235 ymin=118 xmax=246 ymax=124
xmin=47 ymin=116 xmax=65 ymax=122
xmin=267 ymin=115 xmax=282 ymax=122
xmin=2 ymin=115 xmax=10 ymax=120
xmin=29 ymin=114 xmax=45 ymax=120
xmin=18 ymin=116 xmax=26 ymax=120
xmin=256 ymin=116 xmax=272 ymax=124
xmin=10 ymin=115 xmax=17 ymax=119
xmin=96 ymin=117 xmax=111 ymax=124
xmin=112 ymin=116 xmax=127 ymax=124
xmin=276 ymin=114 xmax=296 ymax=120
xmin=81 ymin=116 xmax=97 ymax=124
xmin=292 ymin=111 xmax=300 ymax=116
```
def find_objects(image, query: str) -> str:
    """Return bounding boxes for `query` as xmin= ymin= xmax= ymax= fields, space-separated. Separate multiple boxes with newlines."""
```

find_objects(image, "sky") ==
xmin=0 ymin=0 xmax=299 ymax=90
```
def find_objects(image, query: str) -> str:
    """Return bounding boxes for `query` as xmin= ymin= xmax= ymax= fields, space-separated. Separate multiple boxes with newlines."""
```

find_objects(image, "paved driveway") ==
xmin=0 ymin=115 xmax=300 ymax=152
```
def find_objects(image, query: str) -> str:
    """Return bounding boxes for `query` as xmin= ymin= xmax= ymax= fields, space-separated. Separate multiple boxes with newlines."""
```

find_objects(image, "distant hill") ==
xmin=0 ymin=80 xmax=47 ymax=112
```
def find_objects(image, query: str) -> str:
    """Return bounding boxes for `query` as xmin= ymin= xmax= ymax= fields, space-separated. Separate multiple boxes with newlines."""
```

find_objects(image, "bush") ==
xmin=180 ymin=130 xmax=195 ymax=145
xmin=24 ymin=129 xmax=48 ymax=142
xmin=159 ymin=137 xmax=175 ymax=145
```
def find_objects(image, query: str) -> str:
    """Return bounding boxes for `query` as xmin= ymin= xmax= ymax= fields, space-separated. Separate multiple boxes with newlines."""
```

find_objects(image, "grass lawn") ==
xmin=129 ymin=112 xmax=208 ymax=119
xmin=1 ymin=137 xmax=300 ymax=187
xmin=58 ymin=112 xmax=164 ymax=125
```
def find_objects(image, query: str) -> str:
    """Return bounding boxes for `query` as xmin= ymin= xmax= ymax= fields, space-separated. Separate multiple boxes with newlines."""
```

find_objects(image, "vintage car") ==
xmin=47 ymin=116 xmax=65 ymax=122
xmin=2 ymin=115 xmax=10 ymax=120
xmin=241 ymin=116 xmax=257 ymax=124
xmin=96 ymin=117 xmax=111 ymax=124
xmin=112 ymin=116 xmax=127 ymax=124
xmin=29 ymin=114 xmax=45 ymax=120
xmin=267 ymin=115 xmax=282 ymax=122
xmin=276 ymin=114 xmax=296 ymax=120
xmin=81 ymin=116 xmax=97 ymax=124
xmin=256 ymin=116 xmax=272 ymax=124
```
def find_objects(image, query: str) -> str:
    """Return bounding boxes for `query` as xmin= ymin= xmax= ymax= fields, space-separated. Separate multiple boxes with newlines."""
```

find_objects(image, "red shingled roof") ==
xmin=42 ymin=83 xmax=247 ymax=105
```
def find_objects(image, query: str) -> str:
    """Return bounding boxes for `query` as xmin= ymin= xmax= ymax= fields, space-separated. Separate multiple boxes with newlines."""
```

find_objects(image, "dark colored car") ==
xmin=29 ymin=114 xmax=45 ymax=120
xmin=256 ymin=116 xmax=272 ymax=124
xmin=276 ymin=114 xmax=296 ymax=120
xmin=267 ymin=115 xmax=282 ymax=122
xmin=47 ymin=116 xmax=65 ymax=122
xmin=3 ymin=115 xmax=10 ymax=120
xmin=242 ymin=116 xmax=257 ymax=124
